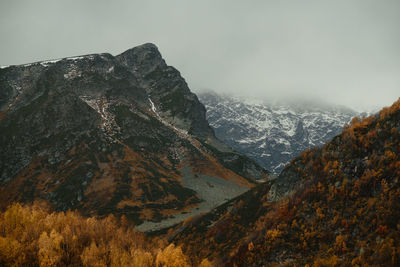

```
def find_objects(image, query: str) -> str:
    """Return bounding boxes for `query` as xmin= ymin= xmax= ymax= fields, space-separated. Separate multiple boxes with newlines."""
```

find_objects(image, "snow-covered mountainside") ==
xmin=199 ymin=92 xmax=359 ymax=173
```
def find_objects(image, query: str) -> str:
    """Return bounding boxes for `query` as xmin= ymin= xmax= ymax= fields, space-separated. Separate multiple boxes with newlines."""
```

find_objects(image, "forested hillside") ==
xmin=0 ymin=203 xmax=214 ymax=267
xmin=170 ymin=98 xmax=400 ymax=266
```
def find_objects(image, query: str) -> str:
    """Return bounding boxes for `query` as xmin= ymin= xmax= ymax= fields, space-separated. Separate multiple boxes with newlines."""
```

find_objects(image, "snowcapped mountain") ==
xmin=199 ymin=92 xmax=359 ymax=173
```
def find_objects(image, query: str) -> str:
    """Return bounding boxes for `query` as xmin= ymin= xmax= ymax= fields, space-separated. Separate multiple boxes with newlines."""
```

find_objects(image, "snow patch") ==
xmin=80 ymin=96 xmax=120 ymax=141
xmin=40 ymin=59 xmax=63 ymax=67
xmin=64 ymin=66 xmax=82 ymax=79
xmin=147 ymin=97 xmax=213 ymax=157
xmin=107 ymin=66 xmax=114 ymax=73
xmin=148 ymin=98 xmax=188 ymax=136
xmin=21 ymin=55 xmax=96 ymax=68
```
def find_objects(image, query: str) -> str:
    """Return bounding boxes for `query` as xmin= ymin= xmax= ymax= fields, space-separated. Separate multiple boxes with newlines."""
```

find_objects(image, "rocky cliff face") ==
xmin=116 ymin=44 xmax=213 ymax=140
xmin=0 ymin=44 xmax=268 ymax=230
xmin=199 ymin=92 xmax=359 ymax=173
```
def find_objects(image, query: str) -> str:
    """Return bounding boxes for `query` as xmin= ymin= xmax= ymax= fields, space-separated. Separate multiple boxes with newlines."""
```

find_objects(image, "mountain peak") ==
xmin=199 ymin=92 xmax=359 ymax=173
xmin=116 ymin=43 xmax=165 ymax=72
xmin=120 ymin=42 xmax=162 ymax=58
xmin=0 ymin=44 xmax=269 ymax=231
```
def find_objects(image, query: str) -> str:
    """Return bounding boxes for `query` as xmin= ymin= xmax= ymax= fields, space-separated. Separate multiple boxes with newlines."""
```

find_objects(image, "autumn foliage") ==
xmin=2 ymin=97 xmax=400 ymax=266
xmin=0 ymin=203 xmax=206 ymax=267
xmin=170 ymin=98 xmax=400 ymax=266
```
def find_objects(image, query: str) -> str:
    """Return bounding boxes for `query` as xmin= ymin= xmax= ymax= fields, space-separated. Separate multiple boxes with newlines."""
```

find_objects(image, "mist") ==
xmin=1 ymin=0 xmax=399 ymax=111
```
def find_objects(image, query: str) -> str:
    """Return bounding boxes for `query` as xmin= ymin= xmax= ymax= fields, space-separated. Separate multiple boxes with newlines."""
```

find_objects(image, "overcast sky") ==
xmin=1 ymin=0 xmax=399 ymax=111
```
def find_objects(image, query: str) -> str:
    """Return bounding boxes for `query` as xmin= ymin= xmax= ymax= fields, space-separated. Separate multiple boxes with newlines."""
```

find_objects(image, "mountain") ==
xmin=0 ymin=44 xmax=268 ymax=231
xmin=169 ymin=98 xmax=400 ymax=266
xmin=199 ymin=92 xmax=359 ymax=173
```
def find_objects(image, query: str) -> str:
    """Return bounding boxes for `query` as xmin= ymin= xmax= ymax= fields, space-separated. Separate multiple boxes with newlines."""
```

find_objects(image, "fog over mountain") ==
xmin=199 ymin=92 xmax=360 ymax=174
xmin=1 ymin=0 xmax=399 ymax=110
xmin=1 ymin=1 xmax=400 ymax=266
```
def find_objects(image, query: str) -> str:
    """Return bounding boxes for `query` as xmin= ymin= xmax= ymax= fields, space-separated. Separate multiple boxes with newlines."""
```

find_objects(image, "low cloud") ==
xmin=1 ymin=0 xmax=399 ymax=111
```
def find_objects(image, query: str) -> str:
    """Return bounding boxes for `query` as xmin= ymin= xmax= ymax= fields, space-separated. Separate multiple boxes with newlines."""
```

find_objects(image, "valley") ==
xmin=0 ymin=43 xmax=399 ymax=267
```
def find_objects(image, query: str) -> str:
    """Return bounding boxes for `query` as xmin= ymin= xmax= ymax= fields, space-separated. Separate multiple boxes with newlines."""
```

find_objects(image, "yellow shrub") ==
xmin=156 ymin=244 xmax=190 ymax=267
xmin=38 ymin=230 xmax=63 ymax=267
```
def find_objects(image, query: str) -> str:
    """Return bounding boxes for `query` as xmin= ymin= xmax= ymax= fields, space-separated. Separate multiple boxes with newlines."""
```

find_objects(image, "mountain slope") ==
xmin=0 ymin=44 xmax=268 ymax=231
xmin=199 ymin=92 xmax=359 ymax=173
xmin=170 ymin=97 xmax=400 ymax=266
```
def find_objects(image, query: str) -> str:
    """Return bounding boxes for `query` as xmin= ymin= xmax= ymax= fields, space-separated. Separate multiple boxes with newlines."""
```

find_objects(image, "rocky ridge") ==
xmin=0 ymin=44 xmax=268 ymax=230
xmin=199 ymin=92 xmax=359 ymax=173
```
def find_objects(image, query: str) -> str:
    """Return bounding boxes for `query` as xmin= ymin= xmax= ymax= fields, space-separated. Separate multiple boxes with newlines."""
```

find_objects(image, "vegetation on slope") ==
xmin=170 ymin=98 xmax=400 ymax=266
xmin=2 ymin=98 xmax=399 ymax=266
xmin=0 ymin=202 xmax=213 ymax=267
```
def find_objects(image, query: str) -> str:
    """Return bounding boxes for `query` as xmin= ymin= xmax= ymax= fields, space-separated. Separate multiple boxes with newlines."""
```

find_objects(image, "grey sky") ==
xmin=1 ymin=0 xmax=399 ymax=111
